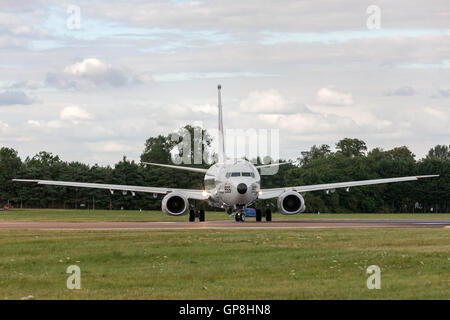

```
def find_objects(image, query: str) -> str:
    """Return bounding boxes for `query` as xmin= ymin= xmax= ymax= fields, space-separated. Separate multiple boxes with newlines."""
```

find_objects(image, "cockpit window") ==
xmin=226 ymin=172 xmax=254 ymax=178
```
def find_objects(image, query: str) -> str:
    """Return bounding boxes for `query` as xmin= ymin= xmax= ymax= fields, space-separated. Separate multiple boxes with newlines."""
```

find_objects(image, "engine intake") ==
xmin=162 ymin=192 xmax=189 ymax=216
xmin=278 ymin=191 xmax=305 ymax=215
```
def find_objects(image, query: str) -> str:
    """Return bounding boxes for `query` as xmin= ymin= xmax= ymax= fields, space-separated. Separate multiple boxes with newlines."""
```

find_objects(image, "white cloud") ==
xmin=0 ymin=121 xmax=8 ymax=132
xmin=190 ymin=103 xmax=217 ymax=115
xmin=47 ymin=58 xmax=144 ymax=89
xmin=47 ymin=120 xmax=64 ymax=129
xmin=11 ymin=25 xmax=32 ymax=36
xmin=26 ymin=119 xmax=64 ymax=129
xmin=88 ymin=0 xmax=450 ymax=32
xmin=60 ymin=105 xmax=94 ymax=123
xmin=64 ymin=58 xmax=110 ymax=77
xmin=431 ymin=87 xmax=450 ymax=98
xmin=316 ymin=87 xmax=354 ymax=106
xmin=0 ymin=35 xmax=22 ymax=48
xmin=27 ymin=120 xmax=41 ymax=127
xmin=308 ymin=104 xmax=393 ymax=130
xmin=8 ymin=80 xmax=41 ymax=90
xmin=87 ymin=141 xmax=134 ymax=153
xmin=240 ymin=90 xmax=300 ymax=114
xmin=424 ymin=107 xmax=447 ymax=120
xmin=1 ymin=2 xmax=449 ymax=164
xmin=0 ymin=90 xmax=34 ymax=105
xmin=385 ymin=86 xmax=416 ymax=96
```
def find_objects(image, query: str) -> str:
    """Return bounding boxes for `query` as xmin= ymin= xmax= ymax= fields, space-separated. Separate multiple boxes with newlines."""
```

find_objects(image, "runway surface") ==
xmin=0 ymin=220 xmax=449 ymax=230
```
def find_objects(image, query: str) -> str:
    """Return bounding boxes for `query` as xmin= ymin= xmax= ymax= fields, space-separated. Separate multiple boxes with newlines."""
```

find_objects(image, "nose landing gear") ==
xmin=235 ymin=211 xmax=245 ymax=222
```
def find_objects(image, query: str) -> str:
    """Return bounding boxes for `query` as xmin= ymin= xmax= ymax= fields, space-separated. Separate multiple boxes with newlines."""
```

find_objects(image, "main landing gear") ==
xmin=189 ymin=209 xmax=205 ymax=222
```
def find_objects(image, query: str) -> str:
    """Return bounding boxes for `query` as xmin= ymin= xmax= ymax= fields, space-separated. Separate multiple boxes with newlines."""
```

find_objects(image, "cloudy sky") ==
xmin=0 ymin=0 xmax=449 ymax=165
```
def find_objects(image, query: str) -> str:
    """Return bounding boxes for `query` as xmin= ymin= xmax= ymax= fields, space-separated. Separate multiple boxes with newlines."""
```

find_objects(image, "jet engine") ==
xmin=162 ymin=192 xmax=189 ymax=216
xmin=278 ymin=191 xmax=305 ymax=215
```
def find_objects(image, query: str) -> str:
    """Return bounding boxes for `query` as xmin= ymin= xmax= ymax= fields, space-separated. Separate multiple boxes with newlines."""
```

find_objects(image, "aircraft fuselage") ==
xmin=204 ymin=159 xmax=260 ymax=210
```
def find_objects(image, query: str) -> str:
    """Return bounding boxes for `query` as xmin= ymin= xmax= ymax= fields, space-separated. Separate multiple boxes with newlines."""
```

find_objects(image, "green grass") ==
xmin=0 ymin=228 xmax=448 ymax=299
xmin=0 ymin=209 xmax=448 ymax=299
xmin=0 ymin=208 xmax=449 ymax=222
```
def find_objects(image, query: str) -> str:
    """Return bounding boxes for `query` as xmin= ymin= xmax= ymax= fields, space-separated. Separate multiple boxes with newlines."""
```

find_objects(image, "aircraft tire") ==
xmin=256 ymin=209 xmax=262 ymax=222
xmin=199 ymin=209 xmax=205 ymax=222
xmin=265 ymin=209 xmax=272 ymax=222
xmin=189 ymin=209 xmax=195 ymax=222
xmin=235 ymin=212 xmax=245 ymax=222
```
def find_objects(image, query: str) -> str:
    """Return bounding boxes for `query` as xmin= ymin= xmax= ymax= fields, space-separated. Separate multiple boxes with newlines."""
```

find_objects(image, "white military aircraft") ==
xmin=14 ymin=85 xmax=438 ymax=222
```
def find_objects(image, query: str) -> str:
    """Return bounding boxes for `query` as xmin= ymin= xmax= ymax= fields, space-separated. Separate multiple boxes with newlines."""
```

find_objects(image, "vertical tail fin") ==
xmin=217 ymin=84 xmax=226 ymax=163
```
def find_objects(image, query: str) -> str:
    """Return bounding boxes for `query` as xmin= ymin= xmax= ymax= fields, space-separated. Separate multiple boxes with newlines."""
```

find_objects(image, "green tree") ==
xmin=426 ymin=145 xmax=450 ymax=161
xmin=1 ymin=131 xmax=446 ymax=213
xmin=140 ymin=135 xmax=174 ymax=164
xmin=0 ymin=147 xmax=22 ymax=206
xmin=336 ymin=138 xmax=367 ymax=157
xmin=299 ymin=144 xmax=331 ymax=166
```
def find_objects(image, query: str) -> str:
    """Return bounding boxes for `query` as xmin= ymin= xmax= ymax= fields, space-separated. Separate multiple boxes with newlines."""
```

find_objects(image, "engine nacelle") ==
xmin=162 ymin=192 xmax=189 ymax=216
xmin=278 ymin=191 xmax=305 ymax=215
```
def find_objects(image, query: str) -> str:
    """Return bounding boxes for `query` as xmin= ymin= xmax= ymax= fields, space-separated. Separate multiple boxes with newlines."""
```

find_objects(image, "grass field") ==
xmin=0 ymin=208 xmax=449 ymax=222
xmin=0 ymin=209 xmax=448 ymax=300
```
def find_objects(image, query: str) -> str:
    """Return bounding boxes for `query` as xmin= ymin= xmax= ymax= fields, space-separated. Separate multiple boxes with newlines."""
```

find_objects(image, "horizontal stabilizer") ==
xmin=255 ymin=162 xmax=292 ymax=169
xmin=142 ymin=162 xmax=208 ymax=173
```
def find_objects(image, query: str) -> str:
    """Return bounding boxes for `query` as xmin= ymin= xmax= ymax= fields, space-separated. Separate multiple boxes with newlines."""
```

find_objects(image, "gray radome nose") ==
xmin=237 ymin=183 xmax=247 ymax=194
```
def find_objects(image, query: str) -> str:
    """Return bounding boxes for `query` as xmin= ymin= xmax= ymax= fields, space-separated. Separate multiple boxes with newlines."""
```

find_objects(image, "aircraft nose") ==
xmin=237 ymin=183 xmax=247 ymax=194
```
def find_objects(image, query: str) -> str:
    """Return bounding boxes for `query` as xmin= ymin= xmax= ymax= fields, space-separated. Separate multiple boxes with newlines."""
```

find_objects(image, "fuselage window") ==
xmin=231 ymin=172 xmax=241 ymax=177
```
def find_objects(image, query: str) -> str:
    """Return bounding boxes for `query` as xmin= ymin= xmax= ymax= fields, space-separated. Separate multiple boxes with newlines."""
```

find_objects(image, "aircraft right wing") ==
xmin=259 ymin=175 xmax=439 ymax=199
xmin=12 ymin=179 xmax=209 ymax=200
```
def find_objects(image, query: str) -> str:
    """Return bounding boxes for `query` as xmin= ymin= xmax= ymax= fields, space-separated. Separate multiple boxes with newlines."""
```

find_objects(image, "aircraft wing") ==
xmin=258 ymin=175 xmax=439 ymax=199
xmin=12 ymin=179 xmax=209 ymax=201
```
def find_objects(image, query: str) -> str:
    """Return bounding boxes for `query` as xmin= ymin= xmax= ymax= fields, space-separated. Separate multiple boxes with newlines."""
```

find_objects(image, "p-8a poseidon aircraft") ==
xmin=14 ymin=85 xmax=438 ymax=222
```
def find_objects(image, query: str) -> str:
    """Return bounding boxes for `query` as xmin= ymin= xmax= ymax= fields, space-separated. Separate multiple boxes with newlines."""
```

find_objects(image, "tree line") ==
xmin=0 ymin=125 xmax=448 ymax=213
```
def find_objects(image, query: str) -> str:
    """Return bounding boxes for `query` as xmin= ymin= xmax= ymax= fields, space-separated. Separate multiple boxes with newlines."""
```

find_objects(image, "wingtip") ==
xmin=12 ymin=179 xmax=39 ymax=182
xmin=417 ymin=174 xmax=440 ymax=179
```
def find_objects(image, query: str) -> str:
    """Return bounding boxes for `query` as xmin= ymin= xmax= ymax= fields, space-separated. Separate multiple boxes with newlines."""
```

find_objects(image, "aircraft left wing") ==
xmin=12 ymin=179 xmax=209 ymax=200
xmin=259 ymin=175 xmax=439 ymax=199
